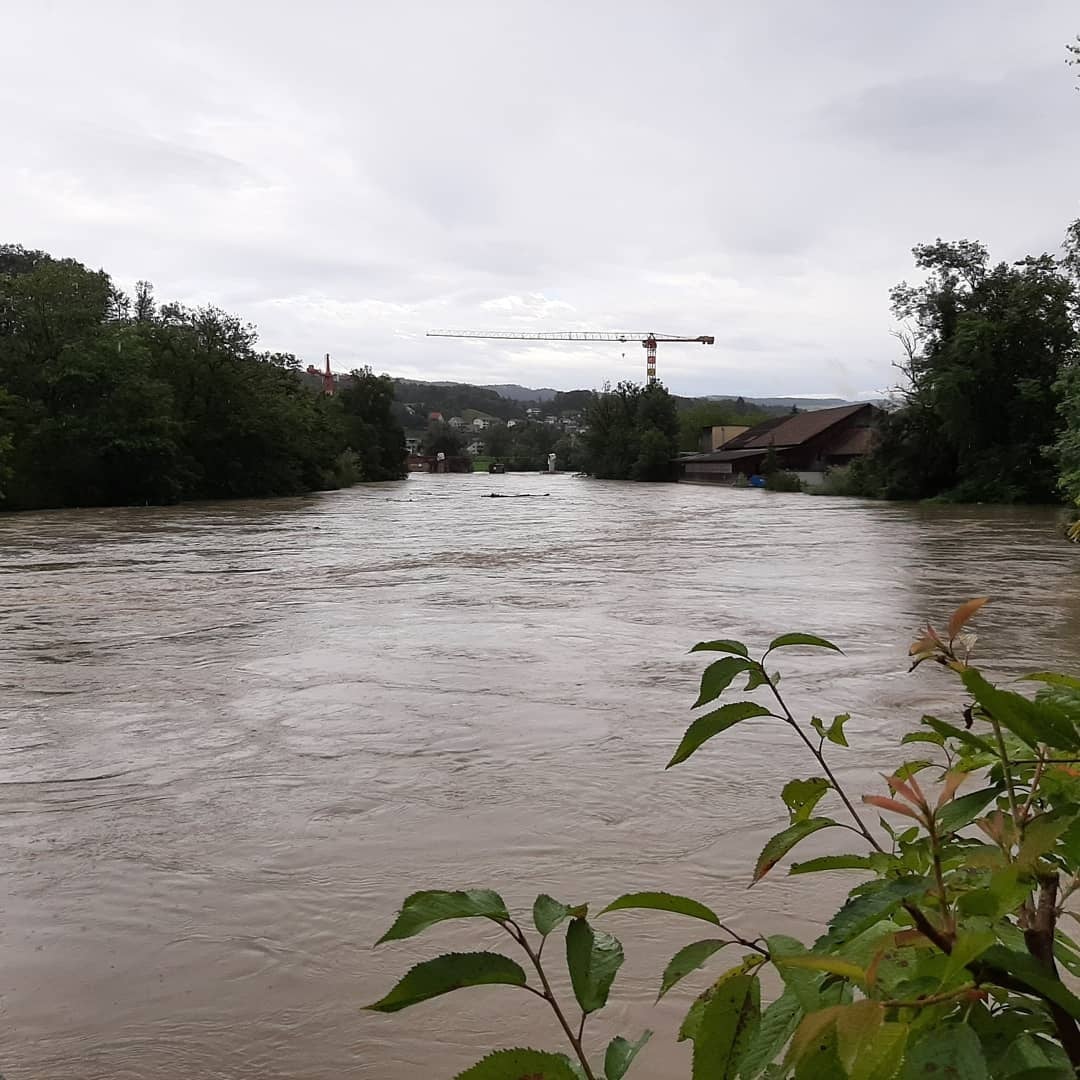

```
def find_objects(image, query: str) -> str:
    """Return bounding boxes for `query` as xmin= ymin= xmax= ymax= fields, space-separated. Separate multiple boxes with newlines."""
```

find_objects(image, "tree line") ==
xmin=0 ymin=245 xmax=406 ymax=511
xmin=837 ymin=226 xmax=1080 ymax=507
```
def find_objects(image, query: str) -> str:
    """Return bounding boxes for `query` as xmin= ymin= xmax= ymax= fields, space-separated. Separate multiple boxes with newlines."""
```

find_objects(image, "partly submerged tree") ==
xmin=583 ymin=381 xmax=680 ymax=481
xmin=857 ymin=237 xmax=1078 ymax=502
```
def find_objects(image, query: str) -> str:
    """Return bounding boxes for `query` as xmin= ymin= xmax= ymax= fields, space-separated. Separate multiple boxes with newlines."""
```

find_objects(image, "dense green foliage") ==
xmin=763 ymin=470 xmax=802 ymax=493
xmin=485 ymin=421 xmax=585 ymax=472
xmin=0 ymin=245 xmax=405 ymax=510
xmin=371 ymin=599 xmax=1080 ymax=1078
xmin=582 ymin=381 xmax=680 ymax=481
xmin=851 ymin=235 xmax=1080 ymax=503
xmin=677 ymin=398 xmax=772 ymax=453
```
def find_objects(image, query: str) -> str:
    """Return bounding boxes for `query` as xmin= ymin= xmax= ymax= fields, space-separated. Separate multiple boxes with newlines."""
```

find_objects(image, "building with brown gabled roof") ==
xmin=678 ymin=403 xmax=880 ymax=485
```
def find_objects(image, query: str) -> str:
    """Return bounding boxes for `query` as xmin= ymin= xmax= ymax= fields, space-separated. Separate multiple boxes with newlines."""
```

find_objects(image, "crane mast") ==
xmin=426 ymin=330 xmax=714 ymax=385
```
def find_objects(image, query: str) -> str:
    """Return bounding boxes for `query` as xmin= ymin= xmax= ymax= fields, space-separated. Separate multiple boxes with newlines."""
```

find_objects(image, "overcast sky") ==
xmin=3 ymin=2 xmax=1078 ymax=397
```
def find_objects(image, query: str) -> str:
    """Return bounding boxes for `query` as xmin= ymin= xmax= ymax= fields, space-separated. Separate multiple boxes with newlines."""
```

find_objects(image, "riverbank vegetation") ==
xmin=1 ymin=247 xmax=406 ymax=511
xmin=582 ymin=381 xmax=681 ymax=481
xmin=369 ymin=600 xmax=1080 ymax=1078
xmin=0 ymin=244 xmax=406 ymax=511
xmin=839 ymin=227 xmax=1080 ymax=509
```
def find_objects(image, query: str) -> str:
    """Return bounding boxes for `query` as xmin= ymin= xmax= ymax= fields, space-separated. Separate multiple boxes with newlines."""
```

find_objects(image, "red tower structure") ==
xmin=322 ymin=354 xmax=335 ymax=395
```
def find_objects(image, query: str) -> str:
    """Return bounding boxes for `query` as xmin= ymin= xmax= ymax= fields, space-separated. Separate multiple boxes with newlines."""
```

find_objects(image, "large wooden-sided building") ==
xmin=677 ymin=403 xmax=879 ymax=486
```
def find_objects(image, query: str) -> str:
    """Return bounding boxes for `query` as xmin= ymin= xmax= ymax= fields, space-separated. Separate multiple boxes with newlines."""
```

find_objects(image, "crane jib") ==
xmin=425 ymin=330 xmax=714 ymax=383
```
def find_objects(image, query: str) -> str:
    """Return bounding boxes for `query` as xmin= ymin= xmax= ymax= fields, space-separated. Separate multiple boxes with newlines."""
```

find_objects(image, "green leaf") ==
xmin=1023 ymin=812 xmax=1080 ymax=868
xmin=691 ymin=639 xmax=750 ymax=657
xmin=668 ymin=702 xmax=773 ymax=768
xmin=692 ymin=974 xmax=761 ymax=1080
xmin=737 ymin=987 xmax=802 ymax=1080
xmin=789 ymin=854 xmax=875 ymax=875
xmin=767 ymin=633 xmax=843 ymax=655
xmin=833 ymin=1000 xmax=884 ymax=1073
xmin=849 ymin=1021 xmax=907 ymax=1080
xmin=602 ymin=891 xmax=720 ymax=925
xmin=901 ymin=729 xmax=945 ymax=747
xmin=820 ymin=877 xmax=929 ymax=948
xmin=767 ymin=935 xmax=822 ymax=1012
xmin=892 ymin=759 xmax=935 ymax=780
xmin=979 ymin=945 xmax=1080 ymax=1019
xmin=782 ymin=778 xmax=831 ymax=823
xmin=745 ymin=667 xmax=770 ymax=691
xmin=826 ymin=713 xmax=851 ymax=747
xmin=902 ymin=1025 xmax=988 ymax=1080
xmin=941 ymin=931 xmax=995 ymax=987
xmin=566 ymin=918 xmax=624 ymax=1014
xmin=658 ymin=939 xmax=731 ymax=1000
xmin=1004 ymin=1070 xmax=1075 ymax=1080
xmin=1022 ymin=672 xmax=1080 ymax=691
xmin=935 ymin=786 xmax=1001 ymax=835
xmin=921 ymin=715 xmax=995 ymax=754
xmin=533 ymin=894 xmax=578 ymax=937
xmin=376 ymin=888 xmax=509 ymax=944
xmin=366 ymin=952 xmax=526 ymax=1012
xmin=455 ymin=1048 xmax=584 ymax=1079
xmin=810 ymin=714 xmax=850 ymax=747
xmin=775 ymin=954 xmax=866 ymax=983
xmin=961 ymin=669 xmax=1080 ymax=752
xmin=681 ymin=958 xmax=767 ymax=1043
xmin=754 ymin=819 xmax=842 ymax=882
xmin=695 ymin=657 xmax=755 ymax=708
xmin=604 ymin=1031 xmax=652 ymax=1080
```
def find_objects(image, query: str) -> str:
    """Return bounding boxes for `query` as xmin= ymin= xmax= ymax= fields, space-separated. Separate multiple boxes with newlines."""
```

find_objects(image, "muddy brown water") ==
xmin=2 ymin=473 xmax=1079 ymax=1079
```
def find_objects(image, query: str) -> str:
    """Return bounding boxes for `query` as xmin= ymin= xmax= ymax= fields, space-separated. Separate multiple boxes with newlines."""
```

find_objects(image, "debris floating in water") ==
xmin=481 ymin=493 xmax=551 ymax=499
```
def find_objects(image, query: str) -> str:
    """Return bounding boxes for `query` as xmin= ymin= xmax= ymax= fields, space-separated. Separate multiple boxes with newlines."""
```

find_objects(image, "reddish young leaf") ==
xmin=884 ymin=773 xmax=926 ymax=811
xmin=862 ymin=795 xmax=923 ymax=822
xmin=908 ymin=635 xmax=937 ymax=656
xmin=947 ymin=597 xmax=989 ymax=639
xmin=936 ymin=769 xmax=969 ymax=810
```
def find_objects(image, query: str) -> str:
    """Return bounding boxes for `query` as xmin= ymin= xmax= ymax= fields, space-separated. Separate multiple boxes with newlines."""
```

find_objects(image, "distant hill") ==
xmin=705 ymin=395 xmax=873 ymax=410
xmin=390 ymin=376 xmax=879 ymax=427
xmin=482 ymin=383 xmax=559 ymax=402
xmin=483 ymin=384 xmax=875 ymax=410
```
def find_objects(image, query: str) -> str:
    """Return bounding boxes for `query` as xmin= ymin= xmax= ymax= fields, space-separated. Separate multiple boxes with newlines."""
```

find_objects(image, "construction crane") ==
xmin=426 ymin=331 xmax=715 ymax=385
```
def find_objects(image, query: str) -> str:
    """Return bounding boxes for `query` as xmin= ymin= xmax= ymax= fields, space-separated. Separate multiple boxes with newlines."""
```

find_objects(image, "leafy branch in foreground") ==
xmin=368 ymin=599 xmax=1080 ymax=1078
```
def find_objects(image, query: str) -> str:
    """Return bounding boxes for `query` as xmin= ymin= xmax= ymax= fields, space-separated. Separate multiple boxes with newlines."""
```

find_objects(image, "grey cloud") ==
xmin=819 ymin=66 xmax=1074 ymax=157
xmin=1 ymin=0 xmax=1077 ymax=398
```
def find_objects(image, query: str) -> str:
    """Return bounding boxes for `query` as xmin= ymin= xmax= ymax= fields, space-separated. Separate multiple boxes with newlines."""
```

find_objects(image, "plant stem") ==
xmin=880 ymin=986 xmax=977 ymax=1009
xmin=1022 ymin=873 xmax=1080 ymax=1070
xmin=762 ymin=669 xmax=885 ymax=854
xmin=503 ymin=921 xmax=596 ymax=1080
xmin=1019 ymin=749 xmax=1047 ymax=824
xmin=717 ymin=921 xmax=770 ymax=958
xmin=988 ymin=716 xmax=1022 ymax=849
xmin=902 ymin=902 xmax=953 ymax=954
xmin=926 ymin=819 xmax=954 ymax=939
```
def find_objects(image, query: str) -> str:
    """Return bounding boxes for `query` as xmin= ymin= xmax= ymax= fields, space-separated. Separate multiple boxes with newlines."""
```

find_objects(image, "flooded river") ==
xmin=2 ymin=473 xmax=1079 ymax=1079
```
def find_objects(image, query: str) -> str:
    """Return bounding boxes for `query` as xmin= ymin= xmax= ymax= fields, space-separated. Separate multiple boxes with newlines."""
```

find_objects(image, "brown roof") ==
xmin=827 ymin=426 xmax=874 ymax=456
xmin=721 ymin=416 xmax=787 ymax=448
xmin=724 ymin=403 xmax=873 ymax=450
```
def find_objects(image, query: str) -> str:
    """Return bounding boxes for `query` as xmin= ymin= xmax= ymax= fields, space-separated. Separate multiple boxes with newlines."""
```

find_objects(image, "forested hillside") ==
xmin=0 ymin=245 xmax=406 ymax=511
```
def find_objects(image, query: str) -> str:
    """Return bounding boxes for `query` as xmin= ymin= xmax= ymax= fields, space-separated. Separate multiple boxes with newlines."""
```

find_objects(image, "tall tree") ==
xmin=338 ymin=367 xmax=407 ymax=480
xmin=0 ymin=245 xmax=406 ymax=510
xmin=862 ymin=238 xmax=1078 ymax=502
xmin=583 ymin=381 xmax=680 ymax=481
